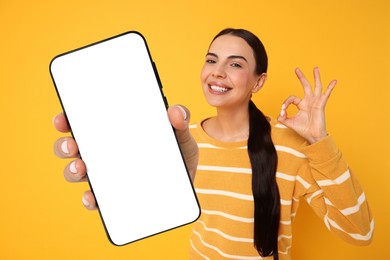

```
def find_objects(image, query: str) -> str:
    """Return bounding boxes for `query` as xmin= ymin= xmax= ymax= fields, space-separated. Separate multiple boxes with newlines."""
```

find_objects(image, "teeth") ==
xmin=210 ymin=85 xmax=229 ymax=93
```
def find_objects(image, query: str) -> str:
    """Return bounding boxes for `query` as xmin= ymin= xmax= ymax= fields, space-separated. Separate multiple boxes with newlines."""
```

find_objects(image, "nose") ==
xmin=212 ymin=64 xmax=226 ymax=78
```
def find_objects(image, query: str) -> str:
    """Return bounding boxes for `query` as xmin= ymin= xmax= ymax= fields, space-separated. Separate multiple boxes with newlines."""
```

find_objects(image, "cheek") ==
xmin=200 ymin=65 xmax=209 ymax=83
xmin=231 ymin=70 xmax=252 ymax=88
xmin=200 ymin=66 xmax=210 ymax=95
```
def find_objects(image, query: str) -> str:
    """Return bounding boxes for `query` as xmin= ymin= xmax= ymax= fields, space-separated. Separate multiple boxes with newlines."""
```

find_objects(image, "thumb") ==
xmin=167 ymin=105 xmax=189 ymax=131
xmin=167 ymin=105 xmax=193 ymax=146
xmin=167 ymin=105 xmax=198 ymax=181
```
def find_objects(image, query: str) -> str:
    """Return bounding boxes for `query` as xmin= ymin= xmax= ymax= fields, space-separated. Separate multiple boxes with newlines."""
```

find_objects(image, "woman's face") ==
xmin=200 ymin=34 xmax=263 ymax=110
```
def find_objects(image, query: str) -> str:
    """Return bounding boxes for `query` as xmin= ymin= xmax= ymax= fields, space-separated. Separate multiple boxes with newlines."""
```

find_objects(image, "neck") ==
xmin=205 ymin=103 xmax=250 ymax=142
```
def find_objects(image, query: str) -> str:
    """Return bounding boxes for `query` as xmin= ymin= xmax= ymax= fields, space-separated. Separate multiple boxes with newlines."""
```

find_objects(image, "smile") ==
xmin=209 ymin=85 xmax=231 ymax=93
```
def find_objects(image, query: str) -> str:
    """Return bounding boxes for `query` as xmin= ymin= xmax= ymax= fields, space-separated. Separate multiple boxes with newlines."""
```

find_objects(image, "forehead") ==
xmin=208 ymin=35 xmax=255 ymax=62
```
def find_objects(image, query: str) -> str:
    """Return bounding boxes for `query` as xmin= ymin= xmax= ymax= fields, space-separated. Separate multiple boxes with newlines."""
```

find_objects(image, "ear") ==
xmin=252 ymin=73 xmax=267 ymax=93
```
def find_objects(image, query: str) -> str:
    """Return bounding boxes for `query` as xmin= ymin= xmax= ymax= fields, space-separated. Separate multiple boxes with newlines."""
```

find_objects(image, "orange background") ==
xmin=0 ymin=0 xmax=388 ymax=259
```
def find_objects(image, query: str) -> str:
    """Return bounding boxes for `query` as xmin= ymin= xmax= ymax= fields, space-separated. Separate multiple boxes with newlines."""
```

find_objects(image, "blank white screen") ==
xmin=50 ymin=32 xmax=200 ymax=246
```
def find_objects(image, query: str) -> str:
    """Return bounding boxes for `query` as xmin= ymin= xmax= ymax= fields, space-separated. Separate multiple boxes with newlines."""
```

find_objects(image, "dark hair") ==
xmin=212 ymin=28 xmax=280 ymax=259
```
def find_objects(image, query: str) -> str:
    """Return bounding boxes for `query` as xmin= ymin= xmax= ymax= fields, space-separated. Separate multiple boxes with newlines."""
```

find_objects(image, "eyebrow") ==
xmin=206 ymin=52 xmax=248 ymax=63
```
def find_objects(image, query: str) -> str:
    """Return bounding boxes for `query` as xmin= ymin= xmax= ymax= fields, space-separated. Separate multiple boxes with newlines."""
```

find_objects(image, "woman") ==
xmin=53 ymin=28 xmax=373 ymax=259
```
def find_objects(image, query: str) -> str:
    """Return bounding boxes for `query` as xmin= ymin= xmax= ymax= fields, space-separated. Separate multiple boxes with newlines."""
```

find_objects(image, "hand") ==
xmin=277 ymin=67 xmax=337 ymax=144
xmin=53 ymin=105 xmax=198 ymax=210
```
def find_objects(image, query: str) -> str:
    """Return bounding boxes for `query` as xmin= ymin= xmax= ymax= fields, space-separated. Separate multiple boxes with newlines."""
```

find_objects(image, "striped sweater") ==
xmin=188 ymin=117 xmax=373 ymax=260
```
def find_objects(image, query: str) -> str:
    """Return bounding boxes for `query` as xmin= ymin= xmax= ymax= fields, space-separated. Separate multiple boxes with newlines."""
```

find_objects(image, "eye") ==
xmin=230 ymin=62 xmax=242 ymax=68
xmin=206 ymin=59 xmax=216 ymax=64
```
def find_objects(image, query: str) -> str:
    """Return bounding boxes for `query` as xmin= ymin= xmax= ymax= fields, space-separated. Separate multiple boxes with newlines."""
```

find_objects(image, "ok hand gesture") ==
xmin=277 ymin=67 xmax=337 ymax=144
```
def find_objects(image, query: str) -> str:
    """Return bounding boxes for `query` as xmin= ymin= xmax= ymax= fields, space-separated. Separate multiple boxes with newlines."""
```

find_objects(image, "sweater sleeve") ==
xmin=299 ymin=135 xmax=374 ymax=245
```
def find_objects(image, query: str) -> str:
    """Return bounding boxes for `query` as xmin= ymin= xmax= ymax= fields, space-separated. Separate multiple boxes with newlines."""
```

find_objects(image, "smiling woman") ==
xmin=187 ymin=28 xmax=373 ymax=260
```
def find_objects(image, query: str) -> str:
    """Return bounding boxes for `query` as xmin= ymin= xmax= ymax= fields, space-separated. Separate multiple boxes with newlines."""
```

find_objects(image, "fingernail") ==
xmin=280 ymin=109 xmax=285 ymax=117
xmin=280 ymin=104 xmax=286 ymax=117
xmin=82 ymin=196 xmax=90 ymax=207
xmin=69 ymin=161 xmax=77 ymax=174
xmin=61 ymin=140 xmax=69 ymax=154
xmin=176 ymin=106 xmax=187 ymax=121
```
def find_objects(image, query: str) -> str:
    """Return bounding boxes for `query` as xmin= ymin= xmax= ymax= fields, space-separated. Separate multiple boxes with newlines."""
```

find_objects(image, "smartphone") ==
xmin=50 ymin=31 xmax=200 ymax=246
